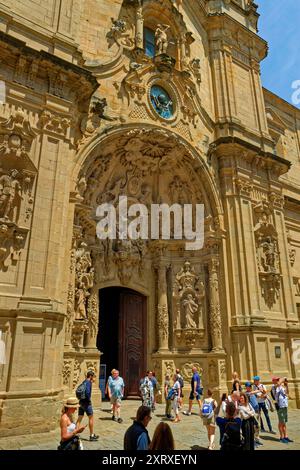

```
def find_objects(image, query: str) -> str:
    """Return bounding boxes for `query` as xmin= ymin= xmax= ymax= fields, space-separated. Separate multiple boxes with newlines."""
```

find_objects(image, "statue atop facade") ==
xmin=155 ymin=24 xmax=170 ymax=55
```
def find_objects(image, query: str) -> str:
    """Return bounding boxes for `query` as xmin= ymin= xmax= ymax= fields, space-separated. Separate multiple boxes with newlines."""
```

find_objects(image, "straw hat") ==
xmin=63 ymin=396 xmax=79 ymax=408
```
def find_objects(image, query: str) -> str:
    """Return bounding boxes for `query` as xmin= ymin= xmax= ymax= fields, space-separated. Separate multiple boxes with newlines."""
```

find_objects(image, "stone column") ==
xmin=157 ymin=264 xmax=169 ymax=353
xmin=135 ymin=1 xmax=144 ymax=50
xmin=208 ymin=258 xmax=224 ymax=352
xmin=64 ymin=247 xmax=76 ymax=347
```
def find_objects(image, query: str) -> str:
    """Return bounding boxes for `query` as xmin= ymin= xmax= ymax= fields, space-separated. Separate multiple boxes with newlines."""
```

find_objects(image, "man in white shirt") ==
xmin=253 ymin=375 xmax=275 ymax=434
xmin=275 ymin=377 xmax=293 ymax=444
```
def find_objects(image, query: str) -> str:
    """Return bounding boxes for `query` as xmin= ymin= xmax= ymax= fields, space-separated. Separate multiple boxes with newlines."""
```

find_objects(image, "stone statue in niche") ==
xmin=183 ymin=293 xmax=198 ymax=329
xmin=74 ymin=243 xmax=94 ymax=320
xmin=155 ymin=24 xmax=170 ymax=55
xmin=253 ymin=201 xmax=281 ymax=307
xmin=173 ymin=261 xmax=205 ymax=347
xmin=261 ymin=236 xmax=276 ymax=272
xmin=0 ymin=169 xmax=22 ymax=222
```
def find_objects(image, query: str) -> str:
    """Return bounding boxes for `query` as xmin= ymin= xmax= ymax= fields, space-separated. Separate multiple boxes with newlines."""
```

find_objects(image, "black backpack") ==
xmin=221 ymin=420 xmax=244 ymax=451
xmin=178 ymin=376 xmax=184 ymax=388
xmin=76 ymin=380 xmax=87 ymax=401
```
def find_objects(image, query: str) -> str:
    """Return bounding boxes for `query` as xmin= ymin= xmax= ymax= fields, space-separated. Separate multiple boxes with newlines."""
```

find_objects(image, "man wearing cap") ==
xmin=77 ymin=370 xmax=99 ymax=441
xmin=253 ymin=375 xmax=275 ymax=434
xmin=245 ymin=381 xmax=263 ymax=447
xmin=274 ymin=377 xmax=293 ymax=444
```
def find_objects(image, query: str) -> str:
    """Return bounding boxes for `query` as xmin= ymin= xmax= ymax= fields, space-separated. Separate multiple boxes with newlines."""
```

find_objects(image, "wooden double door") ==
xmin=118 ymin=290 xmax=147 ymax=397
xmin=98 ymin=287 xmax=147 ymax=397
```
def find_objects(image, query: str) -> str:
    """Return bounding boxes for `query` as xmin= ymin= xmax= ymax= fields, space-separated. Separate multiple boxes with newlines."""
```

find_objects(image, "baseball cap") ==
xmin=272 ymin=376 xmax=280 ymax=381
xmin=245 ymin=381 xmax=252 ymax=387
xmin=253 ymin=375 xmax=260 ymax=381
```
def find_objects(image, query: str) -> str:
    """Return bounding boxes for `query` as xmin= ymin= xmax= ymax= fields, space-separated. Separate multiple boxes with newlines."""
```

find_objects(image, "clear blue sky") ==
xmin=258 ymin=0 xmax=300 ymax=105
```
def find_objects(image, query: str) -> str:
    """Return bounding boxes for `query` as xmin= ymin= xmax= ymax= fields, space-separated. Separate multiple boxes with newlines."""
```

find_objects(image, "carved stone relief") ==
xmin=62 ymin=360 xmax=72 ymax=387
xmin=181 ymin=362 xmax=203 ymax=382
xmin=253 ymin=201 xmax=281 ymax=308
xmin=72 ymin=359 xmax=81 ymax=389
xmin=0 ymin=108 xmax=37 ymax=270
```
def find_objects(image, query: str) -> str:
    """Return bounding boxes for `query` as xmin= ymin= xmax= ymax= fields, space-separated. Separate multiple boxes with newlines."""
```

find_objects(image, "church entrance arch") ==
xmin=66 ymin=126 xmax=227 ymax=402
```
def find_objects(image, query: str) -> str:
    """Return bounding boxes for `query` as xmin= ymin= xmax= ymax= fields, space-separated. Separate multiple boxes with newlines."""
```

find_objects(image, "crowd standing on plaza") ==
xmin=58 ymin=365 xmax=293 ymax=451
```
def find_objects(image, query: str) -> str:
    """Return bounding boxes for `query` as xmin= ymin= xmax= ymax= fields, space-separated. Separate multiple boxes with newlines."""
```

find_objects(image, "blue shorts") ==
xmin=79 ymin=402 xmax=93 ymax=416
xmin=189 ymin=390 xmax=202 ymax=401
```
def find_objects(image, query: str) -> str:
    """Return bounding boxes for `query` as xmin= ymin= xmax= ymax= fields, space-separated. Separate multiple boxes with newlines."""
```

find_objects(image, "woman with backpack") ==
xmin=238 ymin=392 xmax=256 ymax=450
xmin=201 ymin=389 xmax=218 ymax=450
xmin=216 ymin=401 xmax=243 ymax=451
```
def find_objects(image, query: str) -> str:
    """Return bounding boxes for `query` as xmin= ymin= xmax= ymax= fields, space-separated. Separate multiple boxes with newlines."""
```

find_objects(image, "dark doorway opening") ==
xmin=97 ymin=287 xmax=147 ymax=398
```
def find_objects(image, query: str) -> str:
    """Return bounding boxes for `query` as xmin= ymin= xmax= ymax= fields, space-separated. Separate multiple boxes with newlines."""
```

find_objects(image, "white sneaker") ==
xmin=183 ymin=411 xmax=191 ymax=416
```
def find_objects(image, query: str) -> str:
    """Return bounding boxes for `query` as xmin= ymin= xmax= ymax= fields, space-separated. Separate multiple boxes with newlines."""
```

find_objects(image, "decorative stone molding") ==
xmin=155 ymin=263 xmax=169 ymax=352
xmin=289 ymin=248 xmax=296 ymax=268
xmin=72 ymin=359 xmax=81 ymax=389
xmin=71 ymin=320 xmax=89 ymax=349
xmin=181 ymin=362 xmax=203 ymax=382
xmin=0 ymin=32 xmax=98 ymax=104
xmin=234 ymin=177 xmax=253 ymax=198
xmin=208 ymin=258 xmax=224 ymax=351
xmin=38 ymin=110 xmax=72 ymax=135
xmin=86 ymin=292 xmax=99 ymax=348
xmin=62 ymin=360 xmax=72 ymax=387
xmin=0 ymin=108 xmax=37 ymax=270
xmin=86 ymin=361 xmax=98 ymax=375
xmin=269 ymin=192 xmax=285 ymax=210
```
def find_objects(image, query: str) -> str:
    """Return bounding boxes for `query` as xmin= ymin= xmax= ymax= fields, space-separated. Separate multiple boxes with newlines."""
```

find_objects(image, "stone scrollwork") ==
xmin=173 ymin=261 xmax=205 ymax=348
xmin=254 ymin=201 xmax=281 ymax=308
xmin=108 ymin=16 xmax=135 ymax=50
xmin=72 ymin=359 xmax=81 ymax=389
xmin=0 ymin=108 xmax=37 ymax=270
xmin=62 ymin=360 xmax=72 ymax=387
xmin=181 ymin=362 xmax=203 ymax=382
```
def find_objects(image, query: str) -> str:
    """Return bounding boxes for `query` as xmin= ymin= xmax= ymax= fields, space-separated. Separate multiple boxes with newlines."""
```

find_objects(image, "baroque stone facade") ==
xmin=0 ymin=0 xmax=300 ymax=436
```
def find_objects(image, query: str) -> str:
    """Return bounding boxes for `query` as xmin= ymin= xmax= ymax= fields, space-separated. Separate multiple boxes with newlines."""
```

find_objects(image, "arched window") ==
xmin=144 ymin=27 xmax=155 ymax=58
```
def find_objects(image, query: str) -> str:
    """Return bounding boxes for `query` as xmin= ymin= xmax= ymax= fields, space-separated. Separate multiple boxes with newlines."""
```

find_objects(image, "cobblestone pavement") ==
xmin=0 ymin=401 xmax=299 ymax=450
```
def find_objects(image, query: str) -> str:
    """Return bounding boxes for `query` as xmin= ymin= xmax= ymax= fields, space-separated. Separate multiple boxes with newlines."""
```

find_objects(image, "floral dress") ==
xmin=139 ymin=377 xmax=154 ymax=410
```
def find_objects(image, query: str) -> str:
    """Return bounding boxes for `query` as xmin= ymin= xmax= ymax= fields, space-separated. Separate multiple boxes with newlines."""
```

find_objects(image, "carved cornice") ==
xmin=0 ymin=32 xmax=98 ymax=104
xmin=210 ymin=136 xmax=291 ymax=176
xmin=206 ymin=11 xmax=267 ymax=62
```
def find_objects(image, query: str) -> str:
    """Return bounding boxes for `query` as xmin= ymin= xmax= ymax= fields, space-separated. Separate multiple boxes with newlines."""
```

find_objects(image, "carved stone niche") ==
xmin=253 ymin=201 xmax=281 ymax=308
xmin=173 ymin=261 xmax=205 ymax=349
xmin=0 ymin=109 xmax=37 ymax=270
xmin=69 ymin=241 xmax=95 ymax=349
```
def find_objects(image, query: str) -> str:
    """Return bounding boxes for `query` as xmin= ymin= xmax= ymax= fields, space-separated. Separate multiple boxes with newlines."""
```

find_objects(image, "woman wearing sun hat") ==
xmin=58 ymin=397 xmax=87 ymax=450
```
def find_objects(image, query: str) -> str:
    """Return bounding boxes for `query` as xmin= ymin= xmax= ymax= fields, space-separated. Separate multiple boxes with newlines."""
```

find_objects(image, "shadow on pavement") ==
xmin=190 ymin=445 xmax=209 ymax=450
xmin=260 ymin=436 xmax=280 ymax=442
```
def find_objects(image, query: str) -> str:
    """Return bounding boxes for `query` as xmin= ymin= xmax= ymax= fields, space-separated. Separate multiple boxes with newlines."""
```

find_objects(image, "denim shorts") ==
xmin=189 ymin=390 xmax=202 ymax=401
xmin=79 ymin=402 xmax=93 ymax=416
